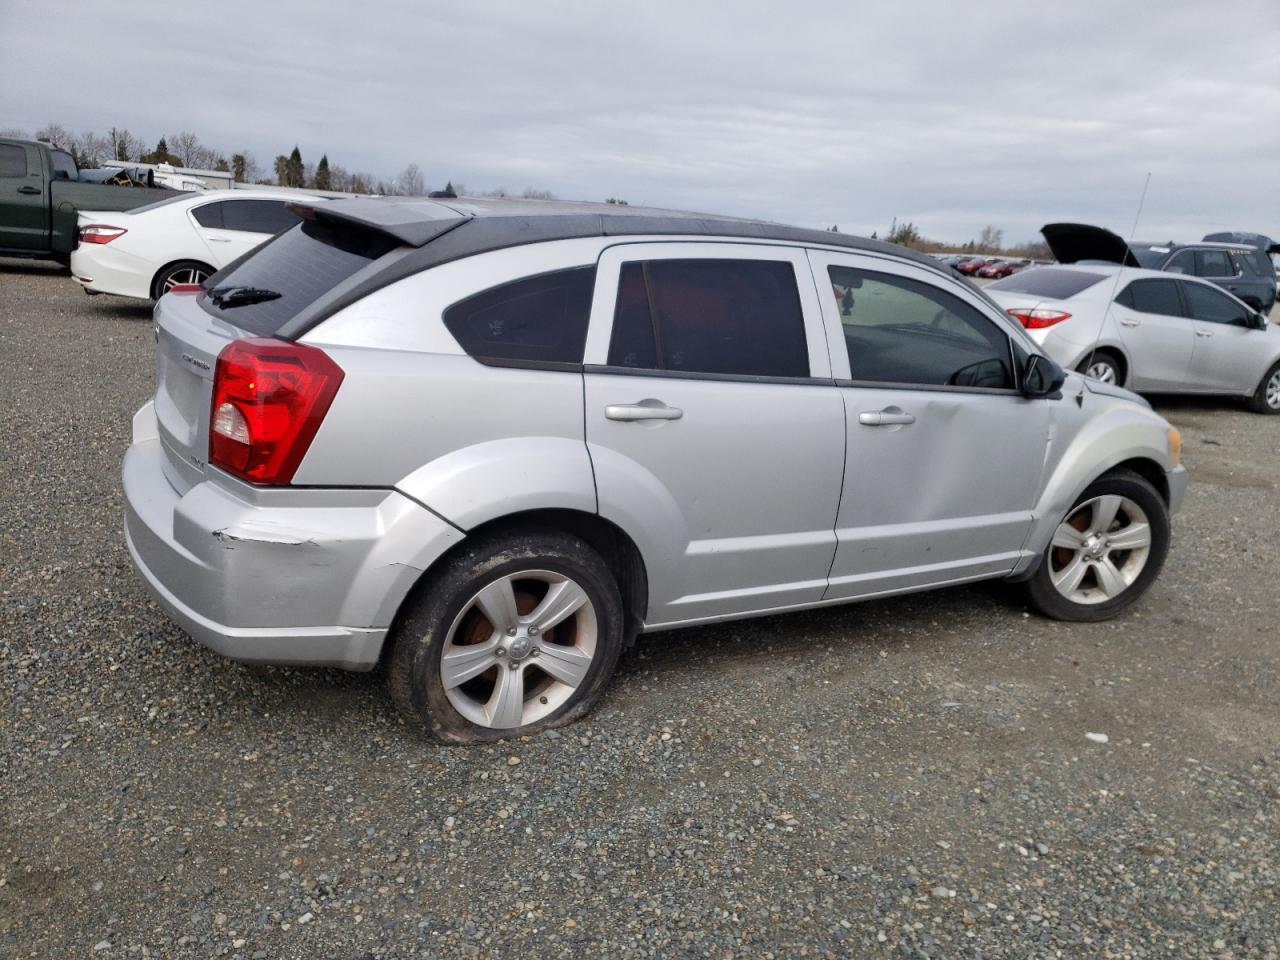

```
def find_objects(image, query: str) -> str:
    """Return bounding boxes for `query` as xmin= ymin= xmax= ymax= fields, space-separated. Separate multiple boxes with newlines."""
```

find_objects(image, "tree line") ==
xmin=2 ymin=122 xmax=561 ymax=200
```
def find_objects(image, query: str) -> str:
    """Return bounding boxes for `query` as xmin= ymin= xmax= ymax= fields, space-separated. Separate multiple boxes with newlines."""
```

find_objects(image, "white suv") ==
xmin=123 ymin=197 xmax=1188 ymax=741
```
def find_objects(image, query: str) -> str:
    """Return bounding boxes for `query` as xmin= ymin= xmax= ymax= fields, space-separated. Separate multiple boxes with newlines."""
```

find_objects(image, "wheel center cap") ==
xmin=508 ymin=636 xmax=533 ymax=660
xmin=1083 ymin=534 xmax=1106 ymax=559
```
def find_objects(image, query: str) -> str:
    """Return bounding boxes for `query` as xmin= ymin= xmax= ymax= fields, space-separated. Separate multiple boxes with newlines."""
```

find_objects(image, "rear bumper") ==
xmin=70 ymin=244 xmax=154 ymax=300
xmin=122 ymin=415 xmax=464 ymax=670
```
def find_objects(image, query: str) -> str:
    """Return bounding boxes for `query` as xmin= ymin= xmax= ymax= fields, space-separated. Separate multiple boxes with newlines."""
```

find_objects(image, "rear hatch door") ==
xmin=1041 ymin=223 xmax=1141 ymax=267
xmin=148 ymin=211 xmax=411 ymax=494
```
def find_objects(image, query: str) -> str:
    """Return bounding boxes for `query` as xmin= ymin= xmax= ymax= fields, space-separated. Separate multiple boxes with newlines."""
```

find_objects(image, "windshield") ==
xmin=201 ymin=218 xmax=398 ymax=336
xmin=988 ymin=267 xmax=1107 ymax=299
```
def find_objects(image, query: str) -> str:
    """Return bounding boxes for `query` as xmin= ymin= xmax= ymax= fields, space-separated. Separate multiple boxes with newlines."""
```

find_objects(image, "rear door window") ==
xmin=443 ymin=267 xmax=596 ymax=366
xmin=606 ymin=259 xmax=809 ymax=378
xmin=1164 ymin=250 xmax=1195 ymax=274
xmin=220 ymin=199 xmax=303 ymax=235
xmin=1119 ymin=279 xmax=1184 ymax=316
xmin=828 ymin=265 xmax=1013 ymax=389
xmin=0 ymin=144 xmax=28 ymax=178
xmin=1195 ymin=249 xmax=1234 ymax=278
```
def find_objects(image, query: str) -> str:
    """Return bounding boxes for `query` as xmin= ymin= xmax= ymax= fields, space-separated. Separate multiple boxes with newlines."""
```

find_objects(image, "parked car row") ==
xmin=932 ymin=254 xmax=1046 ymax=279
xmin=120 ymin=196 xmax=1188 ymax=741
xmin=985 ymin=224 xmax=1280 ymax=413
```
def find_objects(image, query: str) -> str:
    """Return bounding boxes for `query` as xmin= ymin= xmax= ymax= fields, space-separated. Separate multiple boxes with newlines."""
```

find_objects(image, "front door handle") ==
xmin=17 ymin=185 xmax=40 ymax=195
xmin=605 ymin=400 xmax=683 ymax=422
xmin=859 ymin=409 xmax=916 ymax=426
xmin=205 ymin=236 xmax=232 ymax=243
xmin=1118 ymin=318 xmax=1141 ymax=328
xmin=1195 ymin=328 xmax=1214 ymax=338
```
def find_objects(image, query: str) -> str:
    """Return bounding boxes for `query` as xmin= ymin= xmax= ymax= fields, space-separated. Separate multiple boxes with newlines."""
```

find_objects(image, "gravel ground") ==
xmin=3 ymin=260 xmax=1278 ymax=959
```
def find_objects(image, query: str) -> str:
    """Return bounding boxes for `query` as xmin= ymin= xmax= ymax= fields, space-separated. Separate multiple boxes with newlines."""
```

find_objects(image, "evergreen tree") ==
xmin=286 ymin=146 xmax=304 ymax=188
xmin=314 ymin=154 xmax=331 ymax=190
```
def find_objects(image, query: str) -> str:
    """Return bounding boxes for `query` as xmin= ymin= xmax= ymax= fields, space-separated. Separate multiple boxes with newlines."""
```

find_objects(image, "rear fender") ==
xmin=395 ymin=437 xmax=597 ymax=532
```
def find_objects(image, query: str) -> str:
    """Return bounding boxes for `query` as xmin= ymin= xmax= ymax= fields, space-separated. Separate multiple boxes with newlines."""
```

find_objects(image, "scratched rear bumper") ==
xmin=122 ymin=431 xmax=462 ymax=670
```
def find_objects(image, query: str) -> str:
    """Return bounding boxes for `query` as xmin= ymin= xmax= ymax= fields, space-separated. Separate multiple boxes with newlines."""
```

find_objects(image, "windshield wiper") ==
xmin=208 ymin=285 xmax=282 ymax=309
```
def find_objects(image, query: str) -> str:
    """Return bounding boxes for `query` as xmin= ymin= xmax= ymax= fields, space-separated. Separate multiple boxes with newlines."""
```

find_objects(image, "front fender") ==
xmin=395 ymin=436 xmax=597 ymax=531
xmin=1026 ymin=398 xmax=1175 ymax=558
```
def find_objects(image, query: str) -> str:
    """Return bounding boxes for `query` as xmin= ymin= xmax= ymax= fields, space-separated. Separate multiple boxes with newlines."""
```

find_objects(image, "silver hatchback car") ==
xmin=123 ymin=198 xmax=1188 ymax=741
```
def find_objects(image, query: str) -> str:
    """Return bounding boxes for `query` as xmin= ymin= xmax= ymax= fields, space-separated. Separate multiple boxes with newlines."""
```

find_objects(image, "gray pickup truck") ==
xmin=0 ymin=138 xmax=175 ymax=264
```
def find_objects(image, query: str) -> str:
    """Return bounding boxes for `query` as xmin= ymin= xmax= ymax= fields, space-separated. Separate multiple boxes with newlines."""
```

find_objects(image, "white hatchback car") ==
xmin=71 ymin=190 xmax=324 ymax=301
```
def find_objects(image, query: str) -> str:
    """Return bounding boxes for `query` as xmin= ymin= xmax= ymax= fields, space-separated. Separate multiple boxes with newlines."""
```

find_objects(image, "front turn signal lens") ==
xmin=1167 ymin=427 xmax=1182 ymax=467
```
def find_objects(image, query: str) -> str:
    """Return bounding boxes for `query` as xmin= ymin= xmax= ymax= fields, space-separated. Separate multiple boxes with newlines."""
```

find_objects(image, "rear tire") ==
xmin=1247 ymin=361 xmax=1280 ymax=415
xmin=1025 ymin=469 xmax=1170 ymax=622
xmin=387 ymin=530 xmax=625 ymax=744
xmin=1077 ymin=349 xmax=1123 ymax=386
xmin=151 ymin=260 xmax=213 ymax=301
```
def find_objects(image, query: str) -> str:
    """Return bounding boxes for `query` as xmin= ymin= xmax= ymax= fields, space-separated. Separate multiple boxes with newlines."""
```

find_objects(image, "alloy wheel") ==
xmin=439 ymin=570 xmax=598 ymax=729
xmin=1266 ymin=370 xmax=1280 ymax=410
xmin=163 ymin=267 xmax=208 ymax=291
xmin=1084 ymin=359 xmax=1117 ymax=384
xmin=1049 ymin=495 xmax=1152 ymax=605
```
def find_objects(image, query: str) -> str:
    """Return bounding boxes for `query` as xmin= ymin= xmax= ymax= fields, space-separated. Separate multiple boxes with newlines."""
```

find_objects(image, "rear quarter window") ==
xmin=987 ymin=268 xmax=1106 ymax=299
xmin=442 ymin=267 xmax=596 ymax=366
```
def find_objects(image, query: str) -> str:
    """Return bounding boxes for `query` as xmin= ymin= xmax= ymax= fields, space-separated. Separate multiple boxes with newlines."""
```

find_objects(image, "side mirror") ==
xmin=1021 ymin=353 xmax=1066 ymax=398
xmin=1250 ymin=310 xmax=1270 ymax=330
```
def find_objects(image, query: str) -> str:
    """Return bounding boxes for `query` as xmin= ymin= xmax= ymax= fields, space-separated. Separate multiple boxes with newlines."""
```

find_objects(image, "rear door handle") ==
xmin=1119 ymin=318 xmax=1141 ymax=327
xmin=17 ymin=185 xmax=40 ymax=195
xmin=859 ymin=409 xmax=915 ymax=426
xmin=205 ymin=235 xmax=232 ymax=243
xmin=1195 ymin=329 xmax=1214 ymax=338
xmin=605 ymin=400 xmax=683 ymax=422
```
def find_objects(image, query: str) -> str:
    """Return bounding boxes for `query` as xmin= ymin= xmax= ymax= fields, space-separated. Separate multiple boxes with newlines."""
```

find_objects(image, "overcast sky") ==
xmin=2 ymin=0 xmax=1277 ymax=245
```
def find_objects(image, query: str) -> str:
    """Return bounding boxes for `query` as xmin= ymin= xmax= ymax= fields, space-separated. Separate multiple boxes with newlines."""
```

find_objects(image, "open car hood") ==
xmin=1041 ymin=223 xmax=1140 ymax=267
xmin=1203 ymin=231 xmax=1280 ymax=255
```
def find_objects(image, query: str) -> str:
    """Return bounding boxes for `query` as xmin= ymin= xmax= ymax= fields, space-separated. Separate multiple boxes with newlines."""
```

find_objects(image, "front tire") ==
xmin=1248 ymin=361 xmax=1280 ymax=415
xmin=1026 ymin=470 xmax=1170 ymax=622
xmin=387 ymin=530 xmax=625 ymax=743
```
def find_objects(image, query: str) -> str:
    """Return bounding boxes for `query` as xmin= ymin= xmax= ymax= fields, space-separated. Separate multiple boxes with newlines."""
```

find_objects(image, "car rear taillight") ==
xmin=78 ymin=224 xmax=127 ymax=245
xmin=1007 ymin=307 xmax=1072 ymax=330
xmin=168 ymin=284 xmax=202 ymax=295
xmin=209 ymin=338 xmax=344 ymax=485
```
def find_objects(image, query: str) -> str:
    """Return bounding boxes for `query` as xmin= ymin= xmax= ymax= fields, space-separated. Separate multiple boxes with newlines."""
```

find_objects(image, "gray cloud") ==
xmin=2 ymin=0 xmax=1276 ymax=244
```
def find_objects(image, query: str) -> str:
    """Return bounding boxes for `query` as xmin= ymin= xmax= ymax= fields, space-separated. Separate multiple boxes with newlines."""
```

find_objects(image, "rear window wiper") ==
xmin=208 ymin=285 xmax=283 ymax=309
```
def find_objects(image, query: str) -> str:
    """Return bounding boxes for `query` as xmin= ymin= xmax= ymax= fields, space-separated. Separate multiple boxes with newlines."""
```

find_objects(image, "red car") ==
xmin=954 ymin=257 xmax=992 ymax=276
xmin=976 ymin=259 xmax=1028 ymax=279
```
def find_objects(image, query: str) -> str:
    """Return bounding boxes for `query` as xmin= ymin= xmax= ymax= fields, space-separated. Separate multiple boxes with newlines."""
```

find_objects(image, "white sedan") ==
xmin=70 ymin=190 xmax=324 ymax=301
xmin=985 ymin=264 xmax=1280 ymax=413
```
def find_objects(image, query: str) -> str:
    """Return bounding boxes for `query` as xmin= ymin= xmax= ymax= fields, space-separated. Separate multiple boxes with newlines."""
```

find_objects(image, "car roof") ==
xmin=275 ymin=195 xmax=964 ymax=339
xmin=1132 ymin=239 xmax=1255 ymax=252
xmin=297 ymin=194 xmax=940 ymax=267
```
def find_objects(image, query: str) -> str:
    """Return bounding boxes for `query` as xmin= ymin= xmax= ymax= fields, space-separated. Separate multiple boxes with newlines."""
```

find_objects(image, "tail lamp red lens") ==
xmin=167 ymin=284 xmax=203 ymax=295
xmin=209 ymin=338 xmax=344 ymax=485
xmin=78 ymin=224 xmax=127 ymax=244
xmin=1007 ymin=307 xmax=1072 ymax=330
